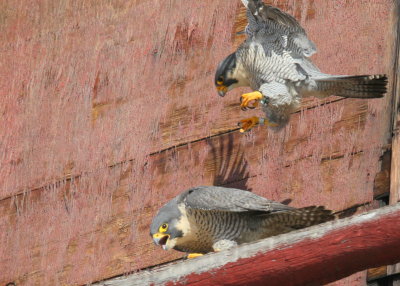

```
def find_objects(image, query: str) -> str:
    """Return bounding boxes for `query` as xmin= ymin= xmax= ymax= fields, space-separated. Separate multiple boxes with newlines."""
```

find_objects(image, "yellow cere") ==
xmin=216 ymin=85 xmax=227 ymax=92
xmin=159 ymin=223 xmax=168 ymax=233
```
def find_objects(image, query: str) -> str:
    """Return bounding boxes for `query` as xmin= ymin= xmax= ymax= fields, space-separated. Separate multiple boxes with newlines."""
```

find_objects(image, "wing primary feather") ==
xmin=246 ymin=0 xmax=303 ymax=31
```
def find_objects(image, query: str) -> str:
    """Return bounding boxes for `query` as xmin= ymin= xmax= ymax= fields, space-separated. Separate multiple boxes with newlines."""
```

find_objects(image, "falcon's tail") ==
xmin=314 ymin=74 xmax=388 ymax=99
xmin=270 ymin=206 xmax=334 ymax=230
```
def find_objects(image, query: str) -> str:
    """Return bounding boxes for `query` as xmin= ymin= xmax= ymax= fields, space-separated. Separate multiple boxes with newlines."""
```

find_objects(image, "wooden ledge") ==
xmin=95 ymin=204 xmax=400 ymax=286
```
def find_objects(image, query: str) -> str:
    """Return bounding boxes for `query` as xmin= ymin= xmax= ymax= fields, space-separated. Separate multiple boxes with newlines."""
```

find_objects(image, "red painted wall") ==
xmin=0 ymin=0 xmax=396 ymax=285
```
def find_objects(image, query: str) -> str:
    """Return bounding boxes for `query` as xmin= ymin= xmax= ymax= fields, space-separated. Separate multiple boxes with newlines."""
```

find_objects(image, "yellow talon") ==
xmin=187 ymin=253 xmax=204 ymax=259
xmin=240 ymin=91 xmax=263 ymax=110
xmin=238 ymin=116 xmax=259 ymax=133
xmin=238 ymin=117 xmax=279 ymax=132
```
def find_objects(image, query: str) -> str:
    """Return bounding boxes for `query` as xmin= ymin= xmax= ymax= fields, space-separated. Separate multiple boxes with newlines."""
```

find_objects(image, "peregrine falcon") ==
xmin=215 ymin=0 xmax=388 ymax=132
xmin=150 ymin=186 xmax=333 ymax=257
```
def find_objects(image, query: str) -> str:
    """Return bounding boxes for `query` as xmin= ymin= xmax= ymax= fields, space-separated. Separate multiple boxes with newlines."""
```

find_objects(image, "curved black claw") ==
xmin=239 ymin=96 xmax=246 ymax=111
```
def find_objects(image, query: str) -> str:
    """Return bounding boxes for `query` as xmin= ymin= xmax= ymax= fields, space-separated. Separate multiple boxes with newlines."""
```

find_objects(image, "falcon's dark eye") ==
xmin=217 ymin=76 xmax=224 ymax=85
xmin=159 ymin=223 xmax=168 ymax=232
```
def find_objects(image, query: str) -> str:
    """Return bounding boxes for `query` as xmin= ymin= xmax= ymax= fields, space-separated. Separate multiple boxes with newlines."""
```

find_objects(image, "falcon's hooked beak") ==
xmin=152 ymin=232 xmax=170 ymax=250
xmin=216 ymin=85 xmax=228 ymax=97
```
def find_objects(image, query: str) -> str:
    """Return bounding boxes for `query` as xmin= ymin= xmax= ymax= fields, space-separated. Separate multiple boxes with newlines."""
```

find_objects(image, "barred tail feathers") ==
xmin=315 ymin=74 xmax=388 ymax=99
xmin=269 ymin=206 xmax=334 ymax=230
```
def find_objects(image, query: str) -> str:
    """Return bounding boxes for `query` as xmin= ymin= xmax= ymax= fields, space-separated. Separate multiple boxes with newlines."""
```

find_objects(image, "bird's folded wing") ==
xmin=183 ymin=186 xmax=293 ymax=213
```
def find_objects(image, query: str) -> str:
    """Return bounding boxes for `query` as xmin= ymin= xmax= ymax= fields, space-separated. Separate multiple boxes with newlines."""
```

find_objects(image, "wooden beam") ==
xmin=373 ymin=148 xmax=391 ymax=199
xmin=95 ymin=204 xmax=400 ymax=286
xmin=391 ymin=135 xmax=400 ymax=204
xmin=390 ymin=1 xmax=400 ymax=205
xmin=368 ymin=3 xmax=400 ymax=282
xmin=367 ymin=266 xmax=388 ymax=281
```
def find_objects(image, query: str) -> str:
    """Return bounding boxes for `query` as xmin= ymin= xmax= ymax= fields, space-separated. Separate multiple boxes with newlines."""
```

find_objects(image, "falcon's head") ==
xmin=215 ymin=52 xmax=250 ymax=97
xmin=150 ymin=198 xmax=184 ymax=251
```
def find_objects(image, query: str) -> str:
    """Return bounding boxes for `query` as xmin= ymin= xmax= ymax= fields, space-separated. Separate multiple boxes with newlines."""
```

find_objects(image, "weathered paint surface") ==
xmin=0 ymin=0 xmax=397 ymax=285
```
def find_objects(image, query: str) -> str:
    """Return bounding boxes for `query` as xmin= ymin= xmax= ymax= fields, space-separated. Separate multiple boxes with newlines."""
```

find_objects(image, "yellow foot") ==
xmin=238 ymin=117 xmax=279 ymax=133
xmin=187 ymin=253 xmax=204 ymax=259
xmin=238 ymin=116 xmax=259 ymax=133
xmin=240 ymin=91 xmax=263 ymax=111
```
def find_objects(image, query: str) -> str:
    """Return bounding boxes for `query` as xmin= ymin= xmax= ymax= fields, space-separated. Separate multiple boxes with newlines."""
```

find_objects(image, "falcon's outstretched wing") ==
xmin=243 ymin=0 xmax=302 ymax=30
xmin=241 ymin=0 xmax=316 ymax=57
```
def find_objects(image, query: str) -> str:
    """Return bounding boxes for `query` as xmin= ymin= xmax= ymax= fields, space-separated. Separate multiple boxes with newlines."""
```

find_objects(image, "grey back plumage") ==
xmin=181 ymin=186 xmax=294 ymax=213
xmin=171 ymin=186 xmax=334 ymax=253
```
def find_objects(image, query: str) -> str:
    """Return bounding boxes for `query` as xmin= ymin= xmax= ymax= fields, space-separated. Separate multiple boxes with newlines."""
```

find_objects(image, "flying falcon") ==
xmin=215 ymin=0 xmax=388 ymax=132
xmin=150 ymin=186 xmax=333 ymax=257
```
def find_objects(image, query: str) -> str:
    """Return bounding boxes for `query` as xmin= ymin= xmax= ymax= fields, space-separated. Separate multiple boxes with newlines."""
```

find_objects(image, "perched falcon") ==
xmin=150 ymin=186 xmax=333 ymax=257
xmin=215 ymin=0 xmax=388 ymax=132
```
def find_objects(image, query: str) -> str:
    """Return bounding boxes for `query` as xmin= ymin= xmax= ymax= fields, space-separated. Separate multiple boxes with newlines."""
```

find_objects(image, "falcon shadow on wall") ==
xmin=208 ymin=133 xmax=251 ymax=192
xmin=207 ymin=132 xmax=293 ymax=205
